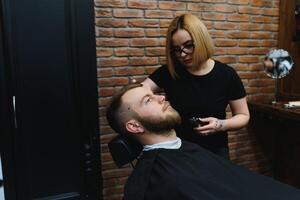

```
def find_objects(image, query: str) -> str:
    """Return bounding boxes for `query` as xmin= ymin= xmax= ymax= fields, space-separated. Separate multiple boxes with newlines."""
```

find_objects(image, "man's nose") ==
xmin=156 ymin=95 xmax=165 ymax=103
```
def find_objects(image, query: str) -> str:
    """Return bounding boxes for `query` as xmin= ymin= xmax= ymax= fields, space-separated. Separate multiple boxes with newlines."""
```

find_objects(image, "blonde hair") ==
xmin=166 ymin=14 xmax=214 ymax=79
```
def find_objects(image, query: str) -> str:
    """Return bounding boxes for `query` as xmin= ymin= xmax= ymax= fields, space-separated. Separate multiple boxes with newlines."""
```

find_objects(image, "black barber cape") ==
xmin=124 ymin=141 xmax=300 ymax=200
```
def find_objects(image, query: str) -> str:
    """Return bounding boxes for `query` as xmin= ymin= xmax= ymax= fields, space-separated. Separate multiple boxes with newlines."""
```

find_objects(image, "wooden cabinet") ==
xmin=248 ymin=101 xmax=300 ymax=189
xmin=278 ymin=0 xmax=300 ymax=100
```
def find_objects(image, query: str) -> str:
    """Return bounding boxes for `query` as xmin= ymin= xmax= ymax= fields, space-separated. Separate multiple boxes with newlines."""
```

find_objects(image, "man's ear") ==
xmin=126 ymin=119 xmax=144 ymax=134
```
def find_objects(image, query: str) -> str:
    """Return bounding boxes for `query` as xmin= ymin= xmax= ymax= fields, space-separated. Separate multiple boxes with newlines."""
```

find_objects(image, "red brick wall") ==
xmin=95 ymin=0 xmax=279 ymax=199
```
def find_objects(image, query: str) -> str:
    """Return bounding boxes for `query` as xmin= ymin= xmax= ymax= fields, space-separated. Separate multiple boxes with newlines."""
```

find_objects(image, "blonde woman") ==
xmin=143 ymin=14 xmax=249 ymax=159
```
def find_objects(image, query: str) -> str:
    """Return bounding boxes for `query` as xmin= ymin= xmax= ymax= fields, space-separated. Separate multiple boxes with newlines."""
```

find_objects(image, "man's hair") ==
xmin=106 ymin=83 xmax=143 ymax=134
xmin=166 ymin=13 xmax=214 ymax=79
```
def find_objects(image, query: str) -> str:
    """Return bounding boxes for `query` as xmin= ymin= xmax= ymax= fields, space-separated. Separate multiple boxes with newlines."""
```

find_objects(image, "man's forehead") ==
xmin=122 ymin=86 xmax=152 ymax=103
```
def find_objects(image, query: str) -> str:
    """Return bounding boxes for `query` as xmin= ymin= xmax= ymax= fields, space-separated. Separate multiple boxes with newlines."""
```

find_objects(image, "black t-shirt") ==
xmin=149 ymin=60 xmax=246 ymax=149
xmin=124 ymin=141 xmax=300 ymax=200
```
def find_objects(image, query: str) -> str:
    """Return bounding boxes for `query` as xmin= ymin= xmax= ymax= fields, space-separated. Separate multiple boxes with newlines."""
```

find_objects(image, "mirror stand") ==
xmin=264 ymin=49 xmax=294 ymax=105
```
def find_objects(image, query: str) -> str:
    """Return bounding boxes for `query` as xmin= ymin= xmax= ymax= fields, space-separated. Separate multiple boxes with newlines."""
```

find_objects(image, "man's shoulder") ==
xmin=124 ymin=151 xmax=158 ymax=199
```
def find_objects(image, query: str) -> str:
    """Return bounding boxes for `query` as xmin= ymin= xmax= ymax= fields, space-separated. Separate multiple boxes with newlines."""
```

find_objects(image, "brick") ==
xmin=97 ymin=48 xmax=113 ymax=57
xmin=214 ymin=39 xmax=238 ymax=47
xmin=114 ymin=28 xmax=145 ymax=38
xmin=98 ymin=97 xmax=112 ymax=107
xmin=114 ymin=48 xmax=145 ymax=57
xmin=103 ymin=186 xmax=124 ymax=196
xmin=101 ymin=134 xmax=117 ymax=144
xmin=239 ymin=23 xmax=262 ymax=31
xmin=98 ymin=77 xmax=129 ymax=86
xmin=239 ymin=40 xmax=261 ymax=47
xmin=96 ymin=28 xmax=113 ymax=37
xmin=99 ymin=87 xmax=114 ymax=97
xmin=159 ymin=2 xmax=186 ymax=10
xmin=115 ymin=67 xmax=145 ymax=76
xmin=214 ymin=48 xmax=227 ymax=55
xmin=231 ymin=63 xmax=249 ymax=71
xmin=262 ymin=24 xmax=278 ymax=32
xmin=228 ymin=14 xmax=250 ymax=22
xmin=250 ymin=0 xmax=270 ymax=7
xmin=260 ymin=40 xmax=277 ymax=47
xmin=238 ymin=56 xmax=260 ymax=63
xmin=262 ymin=8 xmax=279 ymax=16
xmin=102 ymin=162 xmax=118 ymax=171
xmin=95 ymin=8 xmax=112 ymax=17
xmin=249 ymin=63 xmax=264 ymax=71
xmin=96 ymin=38 xmax=128 ymax=47
xmin=94 ymin=0 xmax=126 ymax=7
xmin=145 ymin=28 xmax=166 ymax=37
xmin=250 ymin=31 xmax=273 ymax=39
xmin=129 ymin=57 xmax=159 ymax=66
xmin=159 ymin=19 xmax=172 ymax=28
xmin=248 ymin=79 xmax=274 ymax=87
xmin=238 ymin=72 xmax=259 ymax=79
xmin=212 ymin=4 xmax=236 ymax=13
xmin=227 ymin=31 xmax=251 ymax=39
xmin=95 ymin=18 xmax=128 ymax=27
xmin=98 ymin=57 xmax=129 ymax=67
xmin=129 ymin=19 xmax=159 ymax=28
xmin=214 ymin=22 xmax=238 ymax=30
xmin=215 ymin=56 xmax=237 ymax=64
xmin=102 ymin=168 xmax=133 ymax=179
xmin=227 ymin=0 xmax=249 ymax=4
xmin=130 ymin=38 xmax=159 ymax=47
xmin=146 ymin=47 xmax=165 ymax=56
xmin=128 ymin=0 xmax=157 ymax=9
xmin=245 ymin=87 xmax=261 ymax=94
xmin=101 ymin=152 xmax=113 ymax=162
xmin=209 ymin=30 xmax=226 ymax=38
xmin=113 ymin=9 xmax=143 ymax=18
xmin=202 ymin=13 xmax=226 ymax=21
xmin=238 ymin=6 xmax=262 ymax=15
xmin=227 ymin=47 xmax=248 ymax=55
xmin=97 ymin=68 xmax=114 ymax=78
xmin=103 ymin=178 xmax=118 ymax=188
xmin=145 ymin=10 xmax=173 ymax=18
xmin=248 ymin=48 xmax=269 ymax=55
xmin=203 ymin=0 xmax=226 ymax=2
xmin=252 ymin=16 xmax=278 ymax=23
xmin=145 ymin=66 xmax=160 ymax=74
xmin=187 ymin=3 xmax=206 ymax=11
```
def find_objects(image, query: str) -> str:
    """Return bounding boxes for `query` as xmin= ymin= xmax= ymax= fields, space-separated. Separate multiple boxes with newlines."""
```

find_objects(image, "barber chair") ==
xmin=108 ymin=135 xmax=143 ymax=168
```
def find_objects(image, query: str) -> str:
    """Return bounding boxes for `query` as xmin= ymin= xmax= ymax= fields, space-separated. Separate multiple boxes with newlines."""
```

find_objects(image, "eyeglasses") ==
xmin=171 ymin=42 xmax=195 ymax=56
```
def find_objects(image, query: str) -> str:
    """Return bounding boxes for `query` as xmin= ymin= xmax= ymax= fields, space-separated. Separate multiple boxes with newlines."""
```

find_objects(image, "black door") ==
xmin=0 ymin=0 xmax=101 ymax=199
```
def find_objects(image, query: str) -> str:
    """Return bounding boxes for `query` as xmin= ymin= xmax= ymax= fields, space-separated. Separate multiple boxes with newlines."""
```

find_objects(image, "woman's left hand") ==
xmin=193 ymin=117 xmax=224 ymax=136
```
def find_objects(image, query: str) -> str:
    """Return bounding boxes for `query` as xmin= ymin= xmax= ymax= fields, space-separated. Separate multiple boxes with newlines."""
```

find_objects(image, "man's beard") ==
xmin=135 ymin=110 xmax=182 ymax=134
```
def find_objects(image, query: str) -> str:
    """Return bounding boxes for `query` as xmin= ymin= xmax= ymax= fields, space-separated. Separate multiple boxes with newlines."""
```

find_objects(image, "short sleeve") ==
xmin=227 ymin=67 xmax=246 ymax=100
xmin=148 ymin=65 xmax=171 ymax=89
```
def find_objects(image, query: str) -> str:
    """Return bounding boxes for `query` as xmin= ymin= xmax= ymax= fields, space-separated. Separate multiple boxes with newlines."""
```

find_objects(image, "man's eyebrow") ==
xmin=140 ymin=94 xmax=150 ymax=105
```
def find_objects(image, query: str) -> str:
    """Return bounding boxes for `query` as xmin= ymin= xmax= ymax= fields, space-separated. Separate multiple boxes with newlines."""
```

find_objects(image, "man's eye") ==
xmin=146 ymin=98 xmax=152 ymax=104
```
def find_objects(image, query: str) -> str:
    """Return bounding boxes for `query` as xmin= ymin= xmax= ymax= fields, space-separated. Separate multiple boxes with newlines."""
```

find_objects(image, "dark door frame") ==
xmin=0 ymin=0 xmax=102 ymax=199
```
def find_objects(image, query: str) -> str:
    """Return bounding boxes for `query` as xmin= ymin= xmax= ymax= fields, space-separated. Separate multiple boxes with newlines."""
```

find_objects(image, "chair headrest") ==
xmin=108 ymin=135 xmax=143 ymax=168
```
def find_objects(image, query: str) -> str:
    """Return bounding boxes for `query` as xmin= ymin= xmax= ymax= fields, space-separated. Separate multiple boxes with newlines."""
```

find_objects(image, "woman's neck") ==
xmin=187 ymin=58 xmax=214 ymax=76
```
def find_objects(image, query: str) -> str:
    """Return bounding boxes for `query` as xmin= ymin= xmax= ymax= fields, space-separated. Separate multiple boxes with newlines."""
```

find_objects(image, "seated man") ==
xmin=106 ymin=83 xmax=300 ymax=200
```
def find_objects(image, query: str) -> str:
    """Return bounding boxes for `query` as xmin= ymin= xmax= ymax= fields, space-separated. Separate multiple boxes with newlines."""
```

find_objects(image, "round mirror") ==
xmin=264 ymin=49 xmax=294 ymax=78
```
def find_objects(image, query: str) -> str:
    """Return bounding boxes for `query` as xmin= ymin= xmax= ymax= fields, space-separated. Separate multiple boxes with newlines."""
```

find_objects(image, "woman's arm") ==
xmin=224 ymin=97 xmax=250 ymax=131
xmin=194 ymin=97 xmax=250 ymax=135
